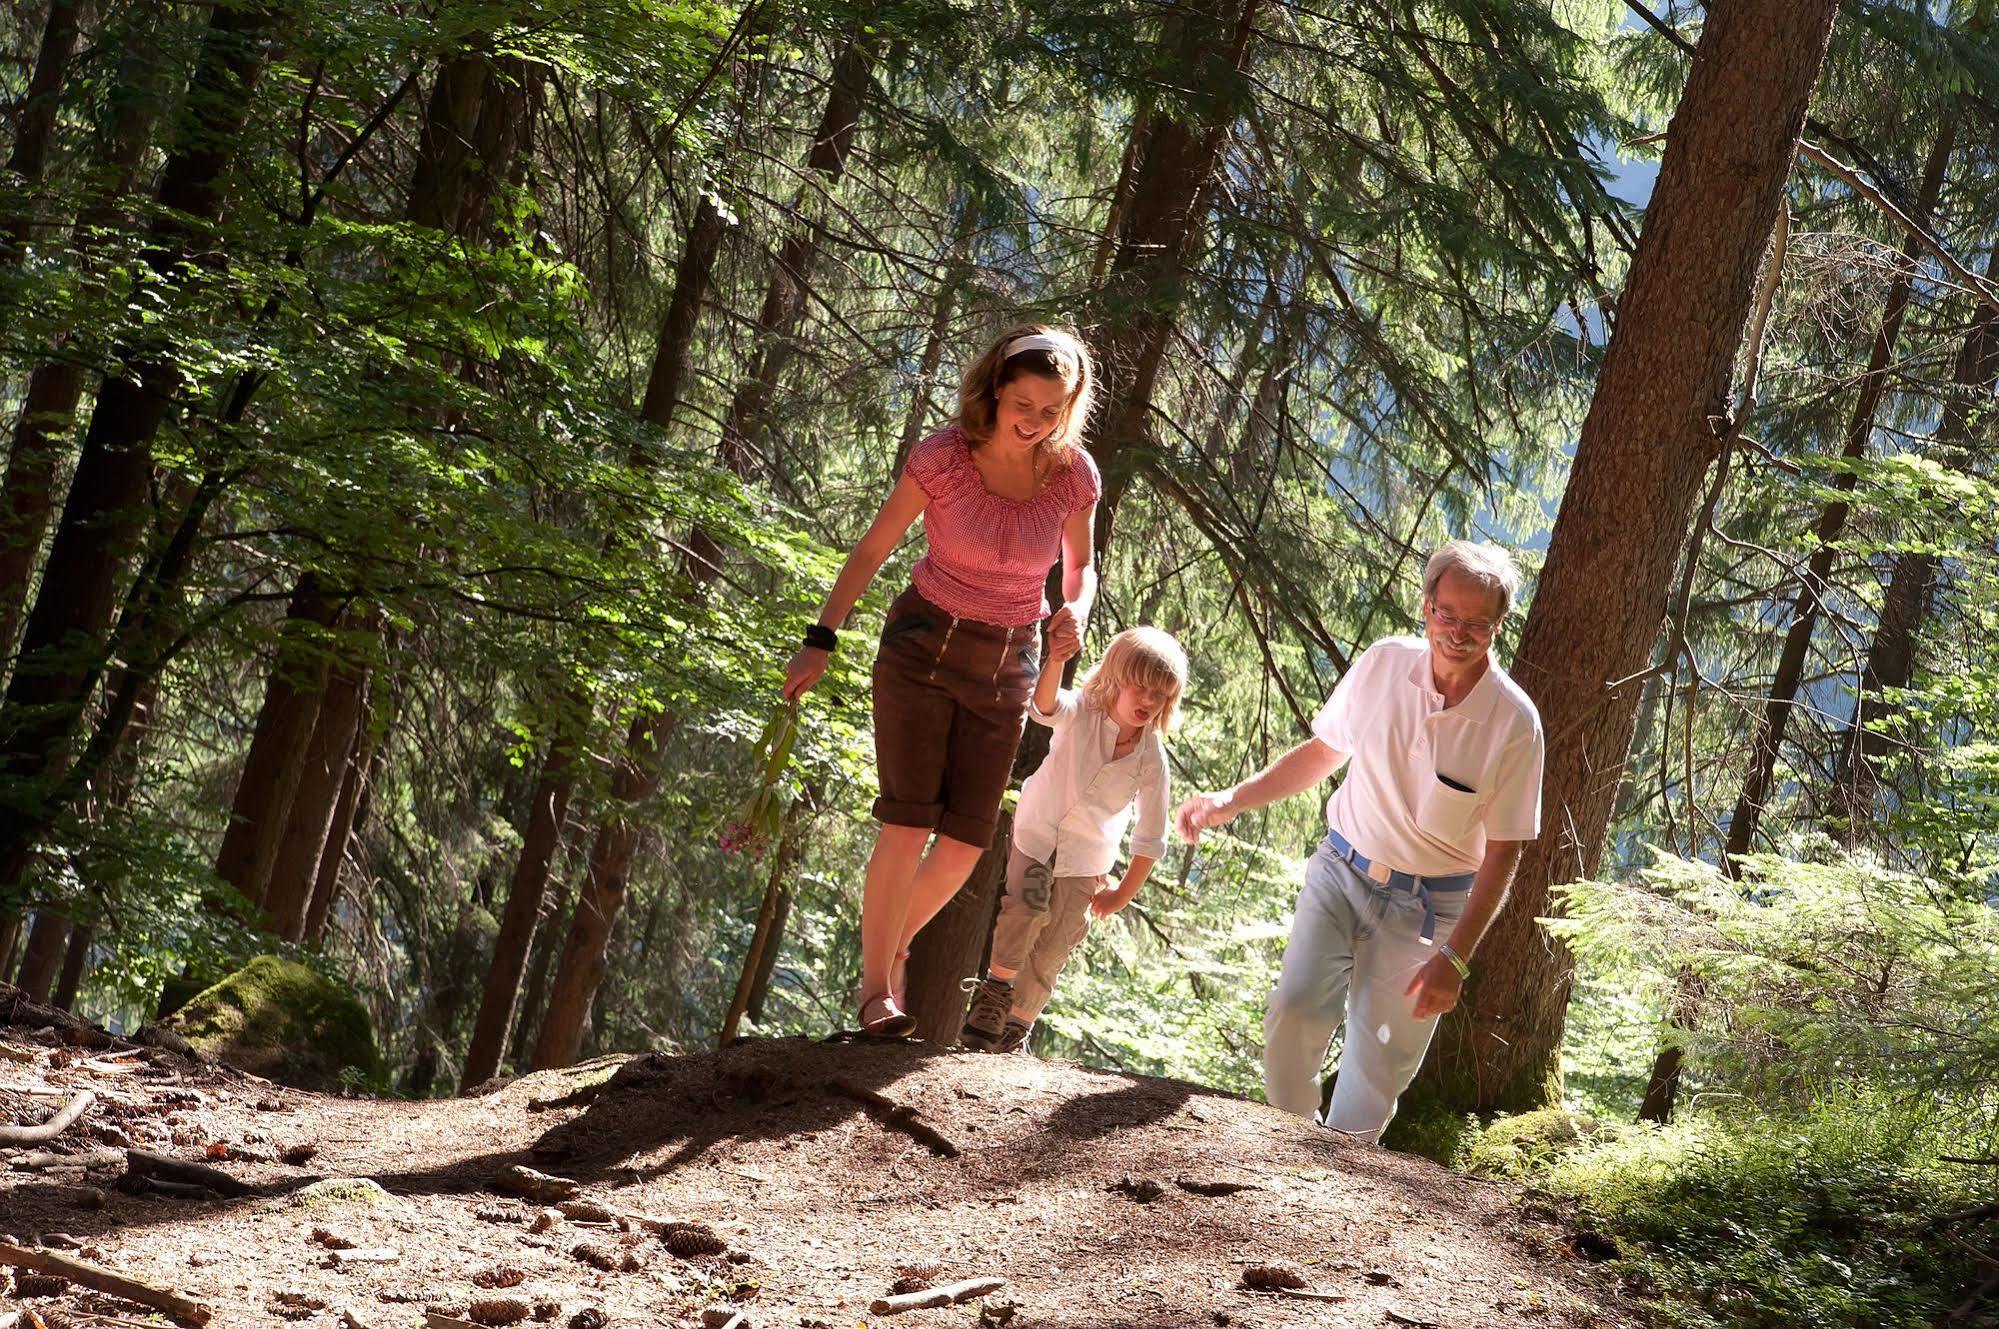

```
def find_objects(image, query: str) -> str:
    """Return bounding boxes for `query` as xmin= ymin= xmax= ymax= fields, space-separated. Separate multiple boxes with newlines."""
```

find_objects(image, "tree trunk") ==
xmin=459 ymin=737 xmax=575 ymax=1088
xmin=509 ymin=875 xmax=570 ymax=1065
xmin=901 ymin=0 xmax=1258 ymax=1035
xmin=531 ymin=41 xmax=873 ymax=1068
xmin=302 ymin=708 xmax=380 ymax=945
xmin=1722 ymin=118 xmax=1955 ymax=868
xmin=1830 ymin=248 xmax=1999 ymax=836
xmin=0 ymin=0 xmax=278 ymax=893
xmin=14 ymin=911 xmax=70 ymax=1003
xmin=0 ymin=0 xmax=84 ymax=268
xmin=1413 ymin=0 xmax=1841 ymax=1116
xmin=52 ymin=924 xmax=92 ymax=1011
xmin=264 ymin=640 xmax=371 ymax=940
xmin=0 ymin=918 xmax=20 ymax=983
xmin=892 ymin=202 xmax=977 ymax=477
xmin=212 ymin=580 xmax=338 ymax=910
xmin=533 ymin=715 xmax=669 ymax=1068
xmin=715 ymin=39 xmax=874 ymax=477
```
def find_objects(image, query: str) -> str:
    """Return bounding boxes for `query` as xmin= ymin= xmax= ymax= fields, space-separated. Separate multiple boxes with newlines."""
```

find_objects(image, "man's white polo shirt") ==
xmin=1310 ymin=636 xmax=1543 ymax=876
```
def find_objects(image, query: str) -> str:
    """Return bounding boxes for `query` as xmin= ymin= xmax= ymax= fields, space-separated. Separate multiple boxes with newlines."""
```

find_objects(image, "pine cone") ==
xmin=470 ymin=1298 xmax=532 ymax=1326
xmin=473 ymin=1266 xmax=527 ymax=1290
xmin=568 ymin=1309 xmax=609 ymax=1329
xmin=661 ymin=1222 xmax=727 ymax=1257
xmin=1241 ymin=1264 xmax=1308 ymax=1291
xmin=571 ymin=1242 xmax=618 ymax=1271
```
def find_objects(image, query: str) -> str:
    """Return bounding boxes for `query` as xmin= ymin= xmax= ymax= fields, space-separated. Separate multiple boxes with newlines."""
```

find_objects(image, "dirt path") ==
xmin=1 ymin=1019 xmax=1635 ymax=1329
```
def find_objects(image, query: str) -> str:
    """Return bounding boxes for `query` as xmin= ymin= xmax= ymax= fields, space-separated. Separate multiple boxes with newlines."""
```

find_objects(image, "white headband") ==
xmin=1003 ymin=333 xmax=1076 ymax=366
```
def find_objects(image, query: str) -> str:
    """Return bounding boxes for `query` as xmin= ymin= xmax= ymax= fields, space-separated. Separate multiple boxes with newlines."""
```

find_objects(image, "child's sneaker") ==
xmin=959 ymin=976 xmax=1014 ymax=1050
xmin=993 ymin=1018 xmax=1033 ymax=1054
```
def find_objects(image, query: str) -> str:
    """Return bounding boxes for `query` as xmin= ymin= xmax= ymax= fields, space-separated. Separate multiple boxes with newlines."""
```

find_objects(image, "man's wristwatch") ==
xmin=1438 ymin=942 xmax=1472 ymax=980
xmin=803 ymin=623 xmax=838 ymax=652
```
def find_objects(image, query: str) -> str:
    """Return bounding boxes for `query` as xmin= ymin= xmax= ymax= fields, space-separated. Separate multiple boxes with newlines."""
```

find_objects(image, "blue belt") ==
xmin=1322 ymin=828 xmax=1474 ymax=942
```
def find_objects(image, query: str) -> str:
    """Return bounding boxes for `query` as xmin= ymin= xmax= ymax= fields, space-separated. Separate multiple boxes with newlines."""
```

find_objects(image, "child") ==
xmin=783 ymin=325 xmax=1099 ymax=1036
xmin=961 ymin=626 xmax=1187 ymax=1052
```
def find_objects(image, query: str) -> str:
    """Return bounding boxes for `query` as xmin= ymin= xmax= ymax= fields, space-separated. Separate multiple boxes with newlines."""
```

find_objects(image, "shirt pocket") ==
xmin=1415 ymin=770 xmax=1483 ymax=844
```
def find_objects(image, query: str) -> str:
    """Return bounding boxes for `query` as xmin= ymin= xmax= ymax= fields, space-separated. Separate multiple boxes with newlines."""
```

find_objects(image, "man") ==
xmin=1176 ymin=540 xmax=1544 ymax=1141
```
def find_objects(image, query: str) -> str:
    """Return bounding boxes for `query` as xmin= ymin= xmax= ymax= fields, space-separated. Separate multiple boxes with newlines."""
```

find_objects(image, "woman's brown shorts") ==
xmin=871 ymin=585 xmax=1040 ymax=849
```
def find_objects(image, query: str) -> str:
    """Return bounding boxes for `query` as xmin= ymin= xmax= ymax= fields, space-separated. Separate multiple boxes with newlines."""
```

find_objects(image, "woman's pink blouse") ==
xmin=903 ymin=426 xmax=1101 ymax=627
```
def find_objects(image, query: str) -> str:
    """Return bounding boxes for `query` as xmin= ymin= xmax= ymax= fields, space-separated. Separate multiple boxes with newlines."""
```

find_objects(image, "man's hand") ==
xmin=1174 ymin=791 xmax=1237 ymax=843
xmin=1404 ymin=952 xmax=1464 ymax=1020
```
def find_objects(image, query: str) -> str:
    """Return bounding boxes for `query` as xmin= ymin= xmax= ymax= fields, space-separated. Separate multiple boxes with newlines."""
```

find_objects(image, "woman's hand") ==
xmin=783 ymin=646 xmax=830 ymax=701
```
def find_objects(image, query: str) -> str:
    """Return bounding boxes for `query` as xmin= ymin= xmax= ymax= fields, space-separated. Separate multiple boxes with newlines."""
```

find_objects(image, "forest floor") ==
xmin=0 ymin=1002 xmax=1643 ymax=1329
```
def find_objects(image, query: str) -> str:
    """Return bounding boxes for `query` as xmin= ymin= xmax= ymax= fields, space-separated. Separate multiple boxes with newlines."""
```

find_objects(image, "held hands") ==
xmin=782 ymin=646 xmax=829 ymax=701
xmin=1174 ymin=791 xmax=1238 ymax=844
xmin=1045 ymin=601 xmax=1085 ymax=661
xmin=1404 ymin=952 xmax=1464 ymax=1020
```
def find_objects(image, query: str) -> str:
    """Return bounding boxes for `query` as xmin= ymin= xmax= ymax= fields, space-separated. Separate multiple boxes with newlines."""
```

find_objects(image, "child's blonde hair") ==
xmin=1078 ymin=627 xmax=1188 ymax=734
xmin=954 ymin=323 xmax=1095 ymax=464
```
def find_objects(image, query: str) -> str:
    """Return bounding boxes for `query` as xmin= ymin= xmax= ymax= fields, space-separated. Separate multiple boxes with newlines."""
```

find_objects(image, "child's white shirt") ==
xmin=1013 ymin=688 xmax=1170 ymax=877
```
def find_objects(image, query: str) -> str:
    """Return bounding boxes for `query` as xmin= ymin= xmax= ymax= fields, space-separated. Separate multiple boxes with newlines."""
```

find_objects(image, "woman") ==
xmin=783 ymin=323 xmax=1099 ymax=1035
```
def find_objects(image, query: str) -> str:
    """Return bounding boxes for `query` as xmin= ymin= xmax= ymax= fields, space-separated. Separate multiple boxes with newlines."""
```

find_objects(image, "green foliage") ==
xmin=1530 ymin=1100 xmax=1983 ymax=1329
xmin=1554 ymin=850 xmax=1999 ymax=1133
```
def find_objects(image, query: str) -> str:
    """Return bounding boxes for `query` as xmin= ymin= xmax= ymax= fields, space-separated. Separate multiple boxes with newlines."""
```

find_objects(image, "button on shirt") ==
xmin=1014 ymin=689 xmax=1171 ymax=877
xmin=1311 ymin=636 xmax=1543 ymax=876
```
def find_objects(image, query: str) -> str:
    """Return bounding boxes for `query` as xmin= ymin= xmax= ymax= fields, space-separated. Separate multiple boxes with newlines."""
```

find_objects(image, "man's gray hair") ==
xmin=1422 ymin=540 xmax=1523 ymax=620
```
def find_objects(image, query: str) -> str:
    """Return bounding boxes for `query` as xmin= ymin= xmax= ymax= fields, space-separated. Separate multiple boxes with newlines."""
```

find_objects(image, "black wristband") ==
xmin=803 ymin=623 xmax=838 ymax=652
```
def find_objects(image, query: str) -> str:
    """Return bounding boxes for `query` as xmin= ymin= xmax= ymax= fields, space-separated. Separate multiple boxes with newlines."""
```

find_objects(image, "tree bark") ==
xmin=264 ymin=637 xmax=371 ymax=940
xmin=1830 ymin=248 xmax=1999 ymax=836
xmin=508 ymin=875 xmax=570 ymax=1066
xmin=51 ymin=923 xmax=92 ymax=1011
xmin=0 ymin=0 xmax=84 ymax=268
xmin=212 ymin=579 xmax=338 ymax=910
xmin=532 ymin=41 xmax=873 ymax=1068
xmin=533 ymin=715 xmax=670 ymax=1068
xmin=302 ymin=705 xmax=381 ymax=945
xmin=1722 ymin=118 xmax=1955 ymax=868
xmin=714 ymin=39 xmax=874 ymax=478
xmin=460 ymin=736 xmax=575 ymax=1088
xmin=0 ymin=0 xmax=279 ymax=894
xmin=14 ymin=911 xmax=70 ymax=1003
xmin=892 ymin=202 xmax=977 ymax=477
xmin=1412 ymin=0 xmax=1841 ymax=1116
xmin=901 ymin=0 xmax=1258 ymax=1036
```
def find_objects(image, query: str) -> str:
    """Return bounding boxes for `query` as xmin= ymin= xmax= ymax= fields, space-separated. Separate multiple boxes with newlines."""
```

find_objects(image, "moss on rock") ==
xmin=1466 ymin=1107 xmax=1622 ymax=1179
xmin=166 ymin=955 xmax=379 ymax=1090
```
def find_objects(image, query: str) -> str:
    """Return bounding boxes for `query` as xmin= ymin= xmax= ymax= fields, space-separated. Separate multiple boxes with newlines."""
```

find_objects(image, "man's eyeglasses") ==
xmin=1425 ymin=601 xmax=1500 ymax=640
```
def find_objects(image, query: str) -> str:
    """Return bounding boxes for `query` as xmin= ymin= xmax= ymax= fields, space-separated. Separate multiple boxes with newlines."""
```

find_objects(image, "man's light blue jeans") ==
xmin=1263 ymin=833 xmax=1466 ymax=1142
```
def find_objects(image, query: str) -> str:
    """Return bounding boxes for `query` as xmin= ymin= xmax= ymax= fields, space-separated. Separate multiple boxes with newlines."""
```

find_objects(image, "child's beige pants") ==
xmin=989 ymin=846 xmax=1106 ymax=1020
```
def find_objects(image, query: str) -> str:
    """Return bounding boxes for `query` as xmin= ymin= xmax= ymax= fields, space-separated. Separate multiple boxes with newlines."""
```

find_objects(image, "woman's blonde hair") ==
xmin=954 ymin=323 xmax=1095 ymax=464
xmin=1078 ymin=626 xmax=1188 ymax=735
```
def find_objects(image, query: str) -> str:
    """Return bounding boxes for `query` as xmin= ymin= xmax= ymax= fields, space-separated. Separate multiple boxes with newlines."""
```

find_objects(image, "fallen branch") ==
xmin=123 ymin=1149 xmax=254 ymax=1197
xmin=0 ymin=1240 xmax=211 ymax=1326
xmin=869 ymin=1276 xmax=1005 ymax=1316
xmin=827 ymin=1079 xmax=960 ymax=1158
xmin=1271 ymin=1287 xmax=1349 ymax=1303
xmin=0 ymin=1091 xmax=95 ymax=1145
